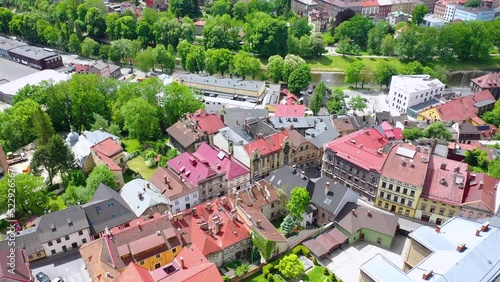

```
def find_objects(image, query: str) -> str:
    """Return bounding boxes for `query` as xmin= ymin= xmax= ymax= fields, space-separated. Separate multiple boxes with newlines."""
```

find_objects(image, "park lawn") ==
xmin=428 ymin=57 xmax=500 ymax=71
xmin=122 ymin=139 xmax=142 ymax=153
xmin=127 ymin=156 xmax=156 ymax=179
xmin=304 ymin=266 xmax=334 ymax=282
xmin=305 ymin=56 xmax=405 ymax=72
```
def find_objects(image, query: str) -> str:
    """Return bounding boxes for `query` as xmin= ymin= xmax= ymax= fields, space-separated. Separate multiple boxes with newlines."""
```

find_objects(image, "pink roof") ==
xmin=193 ymin=143 xmax=249 ymax=180
xmin=362 ymin=0 xmax=379 ymax=6
xmin=471 ymin=73 xmax=500 ymax=89
xmin=324 ymin=128 xmax=389 ymax=172
xmin=94 ymin=151 xmax=122 ymax=171
xmin=381 ymin=143 xmax=429 ymax=187
xmin=91 ymin=137 xmax=123 ymax=157
xmin=244 ymin=131 xmax=290 ymax=156
xmin=463 ymin=173 xmax=499 ymax=213
xmin=274 ymin=104 xmax=305 ymax=117
xmin=194 ymin=20 xmax=206 ymax=26
xmin=116 ymin=263 xmax=154 ymax=282
xmin=380 ymin=121 xmax=403 ymax=140
xmin=422 ymin=155 xmax=469 ymax=205
xmin=167 ymin=152 xmax=217 ymax=188
xmin=471 ymin=116 xmax=486 ymax=126
xmin=190 ymin=109 xmax=225 ymax=135
xmin=435 ymin=90 xmax=495 ymax=122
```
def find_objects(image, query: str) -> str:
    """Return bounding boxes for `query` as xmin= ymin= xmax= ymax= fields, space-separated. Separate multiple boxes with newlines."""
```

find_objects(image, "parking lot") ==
xmin=31 ymin=251 xmax=90 ymax=282
xmin=320 ymin=235 xmax=408 ymax=282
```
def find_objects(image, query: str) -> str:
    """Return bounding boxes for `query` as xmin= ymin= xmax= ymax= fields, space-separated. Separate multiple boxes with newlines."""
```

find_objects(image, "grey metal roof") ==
xmin=432 ymin=144 xmax=448 ymax=158
xmin=375 ymin=111 xmax=392 ymax=123
xmin=0 ymin=227 xmax=44 ymax=255
xmin=408 ymin=99 xmax=442 ymax=112
xmin=37 ymin=206 xmax=89 ymax=243
xmin=82 ymin=184 xmax=137 ymax=235
xmin=264 ymin=166 xmax=314 ymax=197
xmin=119 ymin=179 xmax=170 ymax=217
xmin=474 ymin=100 xmax=496 ymax=108
xmin=360 ymin=254 xmax=413 ymax=282
xmin=83 ymin=130 xmax=120 ymax=145
xmin=179 ymin=73 xmax=265 ymax=93
xmin=311 ymin=178 xmax=353 ymax=215
xmin=9 ymin=45 xmax=60 ymax=60
xmin=230 ymin=117 xmax=277 ymax=142
xmin=0 ymin=36 xmax=27 ymax=51
xmin=221 ymin=108 xmax=268 ymax=128
xmin=218 ymin=127 xmax=249 ymax=145
xmin=477 ymin=216 xmax=500 ymax=228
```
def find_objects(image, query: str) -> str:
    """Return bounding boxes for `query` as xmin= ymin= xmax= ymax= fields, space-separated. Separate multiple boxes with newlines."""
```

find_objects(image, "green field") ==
xmin=127 ymin=156 xmax=156 ymax=179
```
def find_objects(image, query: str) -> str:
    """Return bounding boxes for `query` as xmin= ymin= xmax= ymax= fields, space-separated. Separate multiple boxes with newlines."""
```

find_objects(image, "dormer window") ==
xmin=50 ymin=224 xmax=56 ymax=232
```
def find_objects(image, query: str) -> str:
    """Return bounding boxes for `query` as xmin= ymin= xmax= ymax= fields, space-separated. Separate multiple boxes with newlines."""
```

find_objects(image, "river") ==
xmin=311 ymin=70 xmax=498 ymax=88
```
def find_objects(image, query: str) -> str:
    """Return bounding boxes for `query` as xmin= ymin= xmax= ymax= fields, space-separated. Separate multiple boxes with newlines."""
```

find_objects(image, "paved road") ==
xmin=31 ymin=250 xmax=90 ymax=282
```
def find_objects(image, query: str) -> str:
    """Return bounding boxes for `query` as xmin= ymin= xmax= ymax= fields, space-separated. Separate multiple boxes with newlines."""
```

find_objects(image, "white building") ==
xmin=387 ymin=75 xmax=445 ymax=113
xmin=119 ymin=179 xmax=171 ymax=217
xmin=423 ymin=14 xmax=447 ymax=27
xmin=35 ymin=206 xmax=91 ymax=256
xmin=444 ymin=4 xmax=457 ymax=21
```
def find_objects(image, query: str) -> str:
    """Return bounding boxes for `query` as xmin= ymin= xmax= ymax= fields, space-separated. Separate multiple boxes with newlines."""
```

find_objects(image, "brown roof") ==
xmin=332 ymin=117 xmax=357 ymax=134
xmin=0 ymin=249 xmax=33 ymax=282
xmin=227 ymin=180 xmax=281 ymax=210
xmin=336 ymin=203 xmax=399 ymax=237
xmin=471 ymin=72 xmax=500 ymax=89
xmin=116 ymin=263 xmax=154 ymax=282
xmin=303 ymin=228 xmax=348 ymax=258
xmin=149 ymin=167 xmax=196 ymax=200
xmin=381 ymin=143 xmax=429 ymax=187
xmin=166 ymin=120 xmax=200 ymax=148
xmin=243 ymin=207 xmax=287 ymax=243
xmin=80 ymin=239 xmax=120 ymax=282
xmin=288 ymin=129 xmax=315 ymax=149
xmin=463 ymin=173 xmax=499 ymax=213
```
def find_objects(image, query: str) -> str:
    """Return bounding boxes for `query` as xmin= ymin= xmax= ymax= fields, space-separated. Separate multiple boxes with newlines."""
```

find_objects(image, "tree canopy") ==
xmin=275 ymin=254 xmax=304 ymax=279
xmin=286 ymin=187 xmax=311 ymax=220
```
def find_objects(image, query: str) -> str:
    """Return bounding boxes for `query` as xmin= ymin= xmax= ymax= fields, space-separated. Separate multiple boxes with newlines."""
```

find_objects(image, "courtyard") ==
xmin=320 ymin=235 xmax=408 ymax=282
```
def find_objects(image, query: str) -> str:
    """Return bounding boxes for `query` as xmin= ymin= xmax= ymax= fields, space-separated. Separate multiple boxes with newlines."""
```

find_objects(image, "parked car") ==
xmin=52 ymin=277 xmax=64 ymax=282
xmin=36 ymin=272 xmax=50 ymax=282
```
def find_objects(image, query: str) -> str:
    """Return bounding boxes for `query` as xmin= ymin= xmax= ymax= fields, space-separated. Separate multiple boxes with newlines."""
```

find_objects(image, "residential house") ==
xmin=378 ymin=0 xmax=394 ymax=17
xmin=451 ymin=5 xmax=497 ymax=21
xmin=415 ymin=156 xmax=469 ymax=225
xmin=461 ymin=173 xmax=500 ymax=220
xmin=80 ymin=213 xmax=186 ymax=280
xmin=82 ymin=183 xmax=137 ymax=238
xmin=359 ymin=218 xmax=500 ymax=281
xmin=377 ymin=143 xmax=429 ymax=218
xmin=322 ymin=128 xmax=390 ymax=202
xmin=90 ymin=137 xmax=126 ymax=187
xmin=145 ymin=0 xmax=167 ymax=10
xmin=423 ymin=13 xmax=447 ymax=26
xmin=311 ymin=177 xmax=358 ymax=226
xmin=471 ymin=72 xmax=500 ymax=100
xmin=149 ymin=166 xmax=199 ymax=213
xmin=171 ymin=199 xmax=252 ymax=267
xmin=417 ymin=90 xmax=495 ymax=122
xmin=308 ymin=10 xmax=330 ymax=32
xmin=391 ymin=0 xmax=419 ymax=14
xmin=36 ymin=206 xmax=91 ymax=256
xmin=167 ymin=152 xmax=225 ymax=201
xmin=0 ymin=143 xmax=8 ymax=178
xmin=0 ymin=249 xmax=33 ymax=281
xmin=76 ymin=61 xmax=121 ymax=78
xmin=452 ymin=121 xmax=482 ymax=143
xmin=265 ymin=165 xmax=314 ymax=197
xmin=387 ymin=75 xmax=445 ymax=114
xmin=0 ymin=227 xmax=45 ymax=262
xmin=302 ymin=228 xmax=349 ymax=259
xmin=332 ymin=116 xmax=359 ymax=136
xmin=194 ymin=20 xmax=206 ymax=36
xmin=228 ymin=180 xmax=286 ymax=221
xmin=292 ymin=0 xmax=318 ymax=14
xmin=166 ymin=109 xmax=226 ymax=153
xmin=287 ymin=130 xmax=322 ymax=169
xmin=387 ymin=11 xmax=410 ymax=25
xmin=120 ymin=179 xmax=171 ymax=218
xmin=422 ymin=0 xmax=438 ymax=11
xmin=335 ymin=203 xmax=399 ymax=248
xmin=362 ymin=0 xmax=380 ymax=17
xmin=193 ymin=142 xmax=250 ymax=194
xmin=219 ymin=108 xmax=268 ymax=128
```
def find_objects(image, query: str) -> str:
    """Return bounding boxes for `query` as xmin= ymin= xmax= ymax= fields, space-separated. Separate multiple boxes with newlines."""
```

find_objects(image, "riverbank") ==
xmin=302 ymin=55 xmax=500 ymax=72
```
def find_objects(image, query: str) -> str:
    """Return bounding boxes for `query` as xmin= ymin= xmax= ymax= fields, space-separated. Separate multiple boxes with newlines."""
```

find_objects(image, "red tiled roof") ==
xmin=324 ymin=128 xmax=389 ymax=172
xmin=91 ymin=137 xmax=123 ymax=157
xmin=380 ymin=121 xmax=403 ymax=140
xmin=149 ymin=167 xmax=196 ymax=199
xmin=471 ymin=116 xmax=486 ymax=126
xmin=274 ymin=104 xmax=305 ymax=117
xmin=362 ymin=0 xmax=379 ymax=6
xmin=116 ymin=263 xmax=154 ymax=282
xmin=193 ymin=143 xmax=249 ymax=180
xmin=434 ymin=90 xmax=495 ymax=122
xmin=190 ymin=109 xmax=225 ymax=135
xmin=0 ymin=249 xmax=33 ymax=282
xmin=471 ymin=73 xmax=500 ymax=89
xmin=76 ymin=64 xmax=91 ymax=73
xmin=381 ymin=143 xmax=429 ymax=187
xmin=172 ymin=199 xmax=250 ymax=257
xmin=167 ymin=152 xmax=218 ymax=188
xmin=463 ymin=173 xmax=499 ymax=213
xmin=244 ymin=131 xmax=290 ymax=156
xmin=194 ymin=20 xmax=206 ymax=26
xmin=422 ymin=155 xmax=469 ymax=205
xmin=94 ymin=151 xmax=122 ymax=171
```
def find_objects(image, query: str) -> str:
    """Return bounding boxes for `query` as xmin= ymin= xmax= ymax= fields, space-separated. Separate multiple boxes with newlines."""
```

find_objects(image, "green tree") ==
xmin=86 ymin=165 xmax=117 ymax=193
xmin=310 ymin=32 xmax=326 ymax=57
xmin=186 ymin=46 xmax=206 ymax=74
xmin=62 ymin=185 xmax=94 ymax=205
xmin=465 ymin=149 xmax=489 ymax=170
xmin=374 ymin=62 xmax=398 ymax=89
xmin=136 ymin=20 xmax=155 ymax=46
xmin=483 ymin=111 xmax=500 ymax=127
xmin=286 ymin=187 xmax=311 ymax=220
xmin=177 ymin=40 xmax=193 ymax=70
xmin=135 ymin=46 xmax=156 ymax=73
xmin=288 ymin=64 xmax=312 ymax=94
xmin=335 ymin=15 xmax=374 ymax=49
xmin=90 ymin=113 xmax=121 ymax=136
xmin=246 ymin=14 xmax=288 ymax=56
xmin=169 ymin=0 xmax=201 ymax=18
xmin=344 ymin=61 xmax=364 ymax=87
xmin=63 ymin=169 xmax=86 ymax=187
xmin=465 ymin=0 xmax=481 ymax=7
xmin=367 ymin=21 xmax=390 ymax=55
xmin=412 ymin=4 xmax=428 ymax=25
xmin=232 ymin=1 xmax=249 ymax=21
xmin=424 ymin=122 xmax=452 ymax=140
xmin=121 ymin=98 xmax=160 ymax=141
xmin=401 ymin=61 xmax=424 ymax=75
xmin=208 ymin=0 xmax=231 ymax=16
xmin=291 ymin=18 xmax=311 ymax=38
xmin=166 ymin=149 xmax=179 ymax=161
xmin=85 ymin=7 xmax=106 ymax=37
xmin=275 ymin=254 xmax=304 ymax=280
xmin=282 ymin=54 xmax=305 ymax=83
xmin=280 ymin=214 xmax=297 ymax=237
xmin=202 ymin=15 xmax=241 ymax=50
xmin=154 ymin=44 xmax=175 ymax=72
xmin=32 ymin=107 xmax=55 ymax=145
xmin=266 ymin=55 xmax=284 ymax=83
xmin=326 ymin=89 xmax=345 ymax=115
xmin=205 ymin=49 xmax=233 ymax=76
xmin=162 ymin=82 xmax=203 ymax=126
xmin=380 ymin=34 xmax=395 ymax=56
xmin=309 ymin=82 xmax=327 ymax=115
xmin=0 ymin=8 xmax=14 ymax=33
xmin=348 ymin=95 xmax=367 ymax=113
xmin=68 ymin=34 xmax=81 ymax=54
xmin=488 ymin=159 xmax=500 ymax=178
xmin=231 ymin=51 xmax=260 ymax=79
xmin=110 ymin=39 xmax=140 ymax=63
xmin=1 ymin=99 xmax=40 ymax=151
xmin=402 ymin=127 xmax=424 ymax=140
xmin=336 ymin=37 xmax=353 ymax=57
xmin=81 ymin=37 xmax=100 ymax=58
xmin=235 ymin=264 xmax=250 ymax=277
xmin=153 ymin=18 xmax=183 ymax=48
xmin=395 ymin=27 xmax=418 ymax=61
xmin=0 ymin=174 xmax=47 ymax=219
xmin=30 ymin=135 xmax=75 ymax=185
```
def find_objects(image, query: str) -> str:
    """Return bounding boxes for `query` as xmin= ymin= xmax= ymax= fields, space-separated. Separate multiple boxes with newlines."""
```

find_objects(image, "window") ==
xmin=78 ymin=230 xmax=83 ymax=236
xmin=56 ymin=238 xmax=61 ymax=244
xmin=65 ymin=235 xmax=70 ymax=241
xmin=410 ymin=190 xmax=415 ymax=197
xmin=377 ymin=238 xmax=382 ymax=244
xmin=389 ymin=184 xmax=393 ymax=190
xmin=393 ymin=196 xmax=399 ymax=203
xmin=321 ymin=212 xmax=325 ymax=218
xmin=193 ymin=194 xmax=197 ymax=198
xmin=82 ymin=238 xmax=87 ymax=244
xmin=401 ymin=198 xmax=406 ymax=205
xmin=51 ymin=250 xmax=56 ymax=255
xmin=403 ymin=188 xmax=408 ymax=195
xmin=421 ymin=204 xmax=427 ymax=210
xmin=448 ymin=211 xmax=454 ymax=217
xmin=48 ymin=241 xmax=53 ymax=247
xmin=172 ymin=247 xmax=177 ymax=253
xmin=386 ymin=194 xmax=391 ymax=200
xmin=380 ymin=191 xmax=385 ymax=198
xmin=175 ymin=200 xmax=180 ymax=205
xmin=405 ymin=210 xmax=410 ymax=216
xmin=108 ymin=202 xmax=114 ymax=208
xmin=439 ymin=209 xmax=445 ymax=216
xmin=384 ymin=203 xmax=389 ymax=209
xmin=139 ymin=261 xmax=145 ymax=265
xmin=430 ymin=206 xmax=436 ymax=213
xmin=185 ymin=196 xmax=189 ymax=201
xmin=29 ymin=255 xmax=33 ymax=260
xmin=62 ymin=246 xmax=67 ymax=252
xmin=408 ymin=200 xmax=413 ymax=207
xmin=155 ymin=263 xmax=161 ymax=269
xmin=377 ymin=201 xmax=382 ymax=206
xmin=396 ymin=186 xmax=400 ymax=193
xmin=468 ymin=211 xmax=474 ymax=219
xmin=398 ymin=207 xmax=403 ymax=213
xmin=328 ymin=216 xmax=332 ymax=221
xmin=156 ymin=254 xmax=161 ymax=259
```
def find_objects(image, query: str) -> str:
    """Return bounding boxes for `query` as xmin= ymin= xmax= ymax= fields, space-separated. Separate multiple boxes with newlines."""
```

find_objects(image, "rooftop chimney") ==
xmin=301 ymin=170 xmax=306 ymax=180
xmin=475 ymin=229 xmax=481 ymax=236
xmin=137 ymin=191 xmax=143 ymax=201
xmin=292 ymin=164 xmax=297 ymax=174
xmin=191 ymin=208 xmax=197 ymax=216
xmin=351 ymin=209 xmax=356 ymax=216
xmin=454 ymin=166 xmax=460 ymax=173
xmin=422 ymin=270 xmax=433 ymax=280
xmin=481 ymin=221 xmax=490 ymax=232
xmin=325 ymin=182 xmax=331 ymax=195
xmin=435 ymin=225 xmax=441 ymax=233
xmin=164 ymin=175 xmax=168 ymax=184
xmin=206 ymin=202 xmax=212 ymax=211
xmin=456 ymin=243 xmax=466 ymax=252
xmin=479 ymin=180 xmax=484 ymax=190
xmin=367 ymin=210 xmax=372 ymax=217
xmin=440 ymin=162 xmax=447 ymax=170
xmin=256 ymin=220 xmax=262 ymax=228
xmin=180 ymin=257 xmax=185 ymax=269
xmin=231 ymin=208 xmax=238 ymax=221
xmin=221 ymin=196 xmax=227 ymax=205
xmin=214 ymin=221 xmax=220 ymax=234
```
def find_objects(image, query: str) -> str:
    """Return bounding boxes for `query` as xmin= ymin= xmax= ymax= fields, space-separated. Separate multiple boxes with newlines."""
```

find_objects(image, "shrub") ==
xmin=222 ymin=276 xmax=230 ymax=282
xmin=267 ymin=273 xmax=273 ymax=280
xmin=324 ymin=267 xmax=329 ymax=275
xmin=312 ymin=256 xmax=318 ymax=265
xmin=47 ymin=183 xmax=61 ymax=192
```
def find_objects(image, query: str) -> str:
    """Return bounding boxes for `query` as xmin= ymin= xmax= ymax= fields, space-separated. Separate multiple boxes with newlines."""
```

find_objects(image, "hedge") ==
xmin=289 ymin=245 xmax=310 ymax=257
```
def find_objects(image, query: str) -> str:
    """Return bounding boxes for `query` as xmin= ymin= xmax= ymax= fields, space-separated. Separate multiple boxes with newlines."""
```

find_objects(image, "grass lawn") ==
xmin=303 ymin=266 xmax=335 ymax=282
xmin=428 ymin=57 xmax=500 ymax=71
xmin=127 ymin=156 xmax=156 ymax=179
xmin=48 ymin=194 xmax=67 ymax=212
xmin=123 ymin=139 xmax=142 ymax=153
xmin=305 ymin=56 xmax=406 ymax=72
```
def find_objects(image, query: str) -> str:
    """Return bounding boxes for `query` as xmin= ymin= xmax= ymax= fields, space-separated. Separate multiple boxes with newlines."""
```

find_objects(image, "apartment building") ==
xmin=461 ymin=173 xmax=500 ymax=220
xmin=470 ymin=72 xmax=500 ymax=100
xmin=387 ymin=75 xmax=445 ymax=114
xmin=120 ymin=179 xmax=171 ymax=218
